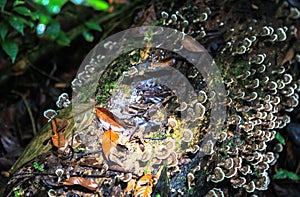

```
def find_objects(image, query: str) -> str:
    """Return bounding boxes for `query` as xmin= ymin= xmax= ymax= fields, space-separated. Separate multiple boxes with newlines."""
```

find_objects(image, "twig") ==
xmin=28 ymin=63 xmax=62 ymax=82
xmin=11 ymin=90 xmax=37 ymax=136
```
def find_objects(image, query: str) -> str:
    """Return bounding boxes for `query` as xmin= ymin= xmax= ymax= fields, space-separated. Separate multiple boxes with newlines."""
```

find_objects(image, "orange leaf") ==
xmin=135 ymin=185 xmax=152 ymax=197
xmin=100 ymin=129 xmax=120 ymax=157
xmin=125 ymin=179 xmax=136 ymax=194
xmin=137 ymin=174 xmax=153 ymax=186
xmin=135 ymin=174 xmax=153 ymax=197
xmin=61 ymin=177 xmax=98 ymax=191
xmin=95 ymin=107 xmax=125 ymax=132
xmin=51 ymin=118 xmax=68 ymax=150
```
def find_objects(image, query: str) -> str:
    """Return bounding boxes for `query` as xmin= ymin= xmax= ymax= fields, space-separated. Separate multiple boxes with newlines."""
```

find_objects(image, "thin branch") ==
xmin=11 ymin=90 xmax=37 ymax=136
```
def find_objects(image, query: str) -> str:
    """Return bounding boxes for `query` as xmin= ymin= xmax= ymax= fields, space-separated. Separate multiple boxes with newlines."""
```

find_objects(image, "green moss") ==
xmin=13 ymin=187 xmax=24 ymax=197
xmin=96 ymin=51 xmax=139 ymax=105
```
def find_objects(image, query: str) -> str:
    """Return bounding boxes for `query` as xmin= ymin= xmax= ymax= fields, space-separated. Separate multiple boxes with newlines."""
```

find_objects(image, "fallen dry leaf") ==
xmin=62 ymin=177 xmax=98 ymax=191
xmin=51 ymin=118 xmax=68 ymax=151
xmin=95 ymin=107 xmax=125 ymax=132
xmin=148 ymin=58 xmax=176 ymax=70
xmin=125 ymin=179 xmax=136 ymax=195
xmin=135 ymin=174 xmax=153 ymax=197
xmin=100 ymin=129 xmax=120 ymax=157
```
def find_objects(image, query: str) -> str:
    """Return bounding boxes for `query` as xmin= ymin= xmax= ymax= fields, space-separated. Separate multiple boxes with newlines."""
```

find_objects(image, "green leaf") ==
xmin=85 ymin=21 xmax=102 ymax=32
xmin=13 ymin=6 xmax=32 ymax=16
xmin=0 ymin=22 xmax=9 ymax=40
xmin=56 ymin=31 xmax=70 ymax=46
xmin=82 ymin=29 xmax=94 ymax=42
xmin=84 ymin=0 xmax=109 ymax=11
xmin=0 ymin=0 xmax=7 ymax=11
xmin=13 ymin=0 xmax=25 ymax=6
xmin=8 ymin=15 xmax=25 ymax=35
xmin=46 ymin=20 xmax=60 ymax=39
xmin=274 ymin=168 xmax=300 ymax=180
xmin=2 ymin=39 xmax=18 ymax=63
xmin=39 ymin=14 xmax=51 ymax=25
xmin=275 ymin=132 xmax=285 ymax=145
xmin=47 ymin=0 xmax=67 ymax=14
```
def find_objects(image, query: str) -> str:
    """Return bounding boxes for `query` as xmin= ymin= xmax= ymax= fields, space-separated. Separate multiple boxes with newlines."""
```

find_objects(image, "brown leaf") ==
xmin=62 ymin=177 xmax=98 ymax=191
xmin=280 ymin=48 xmax=294 ymax=66
xmin=95 ymin=107 xmax=125 ymax=131
xmin=100 ymin=129 xmax=120 ymax=157
xmin=148 ymin=58 xmax=176 ymax=70
xmin=181 ymin=36 xmax=205 ymax=52
xmin=51 ymin=118 xmax=68 ymax=150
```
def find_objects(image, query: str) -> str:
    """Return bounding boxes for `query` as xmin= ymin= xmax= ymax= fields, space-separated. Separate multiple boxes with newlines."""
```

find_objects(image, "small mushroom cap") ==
xmin=176 ymin=102 xmax=188 ymax=112
xmin=48 ymin=189 xmax=57 ymax=197
xmin=43 ymin=109 xmax=57 ymax=120
xmin=205 ymin=190 xmax=217 ymax=197
xmin=225 ymin=167 xmax=237 ymax=178
xmin=151 ymin=157 xmax=162 ymax=165
xmin=182 ymin=129 xmax=194 ymax=142
xmin=194 ymin=103 xmax=206 ymax=119
xmin=155 ymin=146 xmax=170 ymax=160
xmin=121 ymin=173 xmax=132 ymax=182
xmin=167 ymin=117 xmax=178 ymax=128
xmin=265 ymin=152 xmax=275 ymax=163
xmin=187 ymin=144 xmax=200 ymax=154
xmin=239 ymin=165 xmax=252 ymax=175
xmin=200 ymin=140 xmax=214 ymax=155
xmin=210 ymin=167 xmax=225 ymax=183
xmin=218 ymin=158 xmax=234 ymax=170
xmin=243 ymin=181 xmax=256 ymax=193
xmin=274 ymin=143 xmax=283 ymax=152
xmin=55 ymin=168 xmax=64 ymax=177
xmin=139 ymin=150 xmax=152 ymax=162
xmin=217 ymin=132 xmax=227 ymax=142
xmin=231 ymin=177 xmax=247 ymax=188
xmin=167 ymin=152 xmax=178 ymax=167
xmin=198 ymin=90 xmax=208 ymax=103
xmin=187 ymin=173 xmax=195 ymax=181
xmin=233 ymin=157 xmax=242 ymax=168
xmin=212 ymin=188 xmax=224 ymax=197
xmin=255 ymin=175 xmax=270 ymax=190
xmin=165 ymin=138 xmax=176 ymax=150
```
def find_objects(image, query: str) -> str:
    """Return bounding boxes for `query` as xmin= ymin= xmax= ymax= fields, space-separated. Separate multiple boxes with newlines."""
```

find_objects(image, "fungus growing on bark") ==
xmin=43 ymin=109 xmax=57 ymax=121
xmin=156 ymin=146 xmax=170 ymax=160
xmin=55 ymin=168 xmax=64 ymax=183
xmin=198 ymin=90 xmax=208 ymax=103
xmin=167 ymin=117 xmax=178 ymax=128
xmin=231 ymin=177 xmax=247 ymax=188
xmin=225 ymin=167 xmax=238 ymax=178
xmin=167 ymin=152 xmax=178 ymax=167
xmin=187 ymin=173 xmax=195 ymax=189
xmin=243 ymin=181 xmax=256 ymax=193
xmin=200 ymin=140 xmax=214 ymax=155
xmin=139 ymin=150 xmax=152 ymax=162
xmin=120 ymin=173 xmax=132 ymax=182
xmin=217 ymin=158 xmax=234 ymax=170
xmin=181 ymin=129 xmax=194 ymax=143
xmin=209 ymin=167 xmax=225 ymax=183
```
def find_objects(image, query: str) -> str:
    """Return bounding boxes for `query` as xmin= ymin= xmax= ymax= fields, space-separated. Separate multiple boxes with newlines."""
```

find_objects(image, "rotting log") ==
xmin=4 ymin=0 xmax=300 ymax=196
